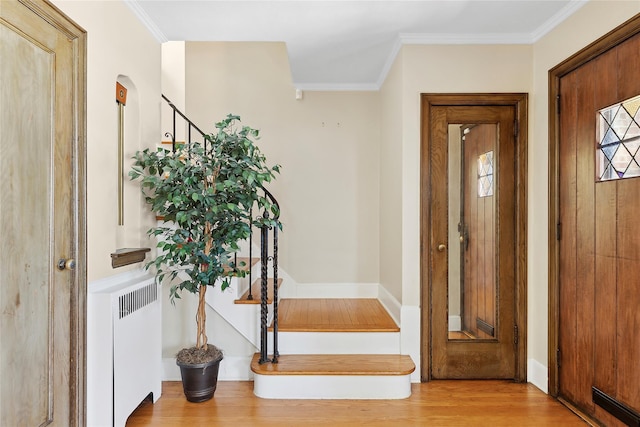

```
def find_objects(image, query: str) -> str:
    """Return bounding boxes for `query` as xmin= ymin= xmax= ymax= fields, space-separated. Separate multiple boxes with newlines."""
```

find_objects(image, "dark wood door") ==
xmin=429 ymin=105 xmax=517 ymax=379
xmin=556 ymin=31 xmax=640 ymax=426
xmin=0 ymin=1 xmax=86 ymax=425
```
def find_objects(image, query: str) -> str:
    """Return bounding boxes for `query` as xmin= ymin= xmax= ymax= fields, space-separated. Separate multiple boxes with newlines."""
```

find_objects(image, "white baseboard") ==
xmin=400 ymin=305 xmax=421 ymax=383
xmin=527 ymin=358 xmax=548 ymax=394
xmin=162 ymin=355 xmax=254 ymax=382
xmin=377 ymin=285 xmax=401 ymax=325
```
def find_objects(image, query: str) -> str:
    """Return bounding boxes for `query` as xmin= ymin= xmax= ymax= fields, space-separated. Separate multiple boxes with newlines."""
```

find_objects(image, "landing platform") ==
xmin=274 ymin=298 xmax=399 ymax=332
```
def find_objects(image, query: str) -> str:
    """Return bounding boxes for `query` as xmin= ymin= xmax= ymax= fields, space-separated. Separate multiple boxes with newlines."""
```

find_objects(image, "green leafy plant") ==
xmin=130 ymin=114 xmax=281 ymax=358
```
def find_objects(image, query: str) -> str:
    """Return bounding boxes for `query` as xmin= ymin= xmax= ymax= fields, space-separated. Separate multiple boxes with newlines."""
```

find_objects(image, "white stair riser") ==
xmin=268 ymin=331 xmax=400 ymax=354
xmin=253 ymin=374 xmax=412 ymax=399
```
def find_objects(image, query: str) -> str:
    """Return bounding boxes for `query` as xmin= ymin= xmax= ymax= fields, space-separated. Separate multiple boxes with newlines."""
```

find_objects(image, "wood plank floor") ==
xmin=125 ymin=381 xmax=587 ymax=426
xmin=273 ymin=298 xmax=399 ymax=332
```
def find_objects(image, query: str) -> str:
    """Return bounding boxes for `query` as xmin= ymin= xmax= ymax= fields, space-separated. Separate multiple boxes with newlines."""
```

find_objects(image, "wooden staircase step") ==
xmin=235 ymin=278 xmax=283 ymax=304
xmin=251 ymin=353 xmax=415 ymax=399
xmin=273 ymin=298 xmax=399 ymax=332
xmin=250 ymin=353 xmax=415 ymax=376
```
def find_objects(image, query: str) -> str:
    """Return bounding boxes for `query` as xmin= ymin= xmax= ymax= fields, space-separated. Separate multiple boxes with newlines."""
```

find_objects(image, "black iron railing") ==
xmin=161 ymin=94 xmax=207 ymax=152
xmin=161 ymin=94 xmax=280 ymax=365
xmin=258 ymin=187 xmax=280 ymax=364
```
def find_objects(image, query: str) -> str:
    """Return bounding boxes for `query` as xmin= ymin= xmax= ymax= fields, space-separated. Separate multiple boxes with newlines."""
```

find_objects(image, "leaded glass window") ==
xmin=478 ymin=151 xmax=494 ymax=197
xmin=597 ymin=94 xmax=640 ymax=181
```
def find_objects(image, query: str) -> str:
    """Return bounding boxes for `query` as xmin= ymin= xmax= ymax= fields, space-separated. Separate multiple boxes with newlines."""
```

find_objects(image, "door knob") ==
xmin=437 ymin=244 xmax=446 ymax=252
xmin=57 ymin=258 xmax=76 ymax=271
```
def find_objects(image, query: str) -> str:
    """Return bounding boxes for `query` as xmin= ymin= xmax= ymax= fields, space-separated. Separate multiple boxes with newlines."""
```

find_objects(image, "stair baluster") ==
xmin=259 ymin=209 xmax=270 ymax=364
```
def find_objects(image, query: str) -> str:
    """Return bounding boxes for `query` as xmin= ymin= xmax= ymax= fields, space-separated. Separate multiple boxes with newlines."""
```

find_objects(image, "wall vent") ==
xmin=119 ymin=281 xmax=158 ymax=319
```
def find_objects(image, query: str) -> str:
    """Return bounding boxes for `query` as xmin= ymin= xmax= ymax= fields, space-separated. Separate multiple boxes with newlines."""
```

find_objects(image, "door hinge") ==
xmin=514 ymin=119 xmax=519 ymax=138
xmin=557 ymin=348 xmax=561 ymax=369
xmin=556 ymin=94 xmax=561 ymax=115
xmin=514 ymin=324 xmax=519 ymax=345
xmin=556 ymin=222 xmax=562 ymax=241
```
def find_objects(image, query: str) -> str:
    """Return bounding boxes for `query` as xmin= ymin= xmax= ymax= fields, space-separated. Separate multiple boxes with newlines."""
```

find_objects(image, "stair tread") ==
xmin=251 ymin=353 xmax=415 ymax=376
xmin=235 ymin=278 xmax=283 ymax=304
xmin=272 ymin=298 xmax=399 ymax=332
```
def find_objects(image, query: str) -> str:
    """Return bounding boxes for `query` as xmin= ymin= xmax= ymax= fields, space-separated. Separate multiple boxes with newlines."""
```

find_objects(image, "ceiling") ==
xmin=127 ymin=0 xmax=587 ymax=90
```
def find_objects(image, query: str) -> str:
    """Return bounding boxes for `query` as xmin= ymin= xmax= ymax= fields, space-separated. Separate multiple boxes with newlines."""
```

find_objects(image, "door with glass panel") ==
xmin=421 ymin=95 xmax=527 ymax=380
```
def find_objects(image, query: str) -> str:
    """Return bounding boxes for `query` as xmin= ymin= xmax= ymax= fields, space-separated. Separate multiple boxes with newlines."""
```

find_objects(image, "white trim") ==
xmin=400 ymin=305 xmax=421 ymax=383
xmin=527 ymin=358 xmax=548 ymax=394
xmin=124 ymin=0 xmax=168 ymax=43
xmin=88 ymin=268 xmax=153 ymax=292
xmin=288 ymin=282 xmax=379 ymax=298
xmin=400 ymin=32 xmax=533 ymax=45
xmin=531 ymin=0 xmax=589 ymax=42
xmin=377 ymin=284 xmax=401 ymax=326
xmin=375 ymin=37 xmax=403 ymax=89
xmin=253 ymin=374 xmax=412 ymax=399
xmin=163 ymin=355 xmax=254 ymax=381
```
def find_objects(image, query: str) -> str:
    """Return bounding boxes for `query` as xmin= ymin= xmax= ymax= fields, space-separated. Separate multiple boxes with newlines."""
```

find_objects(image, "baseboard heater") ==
xmin=88 ymin=270 xmax=162 ymax=427
xmin=592 ymin=387 xmax=640 ymax=427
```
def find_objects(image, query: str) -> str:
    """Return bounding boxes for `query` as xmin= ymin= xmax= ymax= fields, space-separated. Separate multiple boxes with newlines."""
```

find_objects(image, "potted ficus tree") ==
xmin=130 ymin=114 xmax=281 ymax=402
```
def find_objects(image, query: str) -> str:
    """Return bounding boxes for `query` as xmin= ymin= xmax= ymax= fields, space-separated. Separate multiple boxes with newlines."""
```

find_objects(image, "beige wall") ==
xmin=184 ymin=42 xmax=381 ymax=285
xmin=379 ymin=49 xmax=404 ymax=302
xmin=52 ymin=0 xmax=161 ymax=282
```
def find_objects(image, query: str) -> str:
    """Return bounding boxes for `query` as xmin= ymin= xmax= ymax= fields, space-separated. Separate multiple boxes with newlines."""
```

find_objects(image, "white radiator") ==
xmin=87 ymin=270 xmax=162 ymax=427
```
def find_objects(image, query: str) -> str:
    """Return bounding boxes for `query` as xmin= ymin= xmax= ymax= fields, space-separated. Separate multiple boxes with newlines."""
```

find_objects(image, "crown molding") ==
xmin=531 ymin=0 xmax=589 ymax=42
xmin=124 ymin=0 xmax=168 ymax=43
xmin=399 ymin=32 xmax=533 ymax=45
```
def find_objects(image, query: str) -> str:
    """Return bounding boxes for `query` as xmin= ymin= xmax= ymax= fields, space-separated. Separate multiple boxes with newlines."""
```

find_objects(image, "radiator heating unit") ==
xmin=88 ymin=270 xmax=162 ymax=427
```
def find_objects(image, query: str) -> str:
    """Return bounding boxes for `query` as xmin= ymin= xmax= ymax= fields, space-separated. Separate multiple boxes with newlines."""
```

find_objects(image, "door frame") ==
xmin=420 ymin=93 xmax=528 ymax=382
xmin=548 ymin=14 xmax=640 ymax=397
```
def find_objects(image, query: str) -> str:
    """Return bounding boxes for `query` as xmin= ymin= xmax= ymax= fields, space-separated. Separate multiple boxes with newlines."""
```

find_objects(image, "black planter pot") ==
xmin=176 ymin=354 xmax=223 ymax=402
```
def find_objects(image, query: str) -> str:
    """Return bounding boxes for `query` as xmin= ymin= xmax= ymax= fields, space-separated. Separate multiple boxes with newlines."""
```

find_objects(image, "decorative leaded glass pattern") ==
xmin=478 ymin=151 xmax=494 ymax=197
xmin=597 ymin=94 xmax=640 ymax=181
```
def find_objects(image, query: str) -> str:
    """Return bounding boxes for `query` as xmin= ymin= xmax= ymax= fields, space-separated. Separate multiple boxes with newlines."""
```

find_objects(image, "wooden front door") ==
xmin=0 ymin=1 xmax=86 ymax=425
xmin=551 ymin=22 xmax=640 ymax=426
xmin=421 ymin=94 xmax=527 ymax=381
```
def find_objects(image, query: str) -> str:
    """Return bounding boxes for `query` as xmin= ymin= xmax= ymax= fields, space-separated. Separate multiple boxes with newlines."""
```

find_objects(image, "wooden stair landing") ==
xmin=273 ymin=298 xmax=399 ymax=332
xmin=235 ymin=278 xmax=283 ymax=304
xmin=251 ymin=354 xmax=415 ymax=376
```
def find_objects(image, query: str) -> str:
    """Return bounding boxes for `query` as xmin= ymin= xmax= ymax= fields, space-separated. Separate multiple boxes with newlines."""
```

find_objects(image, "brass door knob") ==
xmin=437 ymin=244 xmax=446 ymax=252
xmin=57 ymin=258 xmax=76 ymax=271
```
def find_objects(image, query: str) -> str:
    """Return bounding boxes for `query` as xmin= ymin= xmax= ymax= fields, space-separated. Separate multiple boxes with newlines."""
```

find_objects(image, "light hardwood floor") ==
xmin=126 ymin=380 xmax=587 ymax=426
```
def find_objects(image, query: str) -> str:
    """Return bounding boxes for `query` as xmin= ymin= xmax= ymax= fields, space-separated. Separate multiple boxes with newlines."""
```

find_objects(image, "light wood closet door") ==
xmin=0 ymin=1 xmax=86 ymax=425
